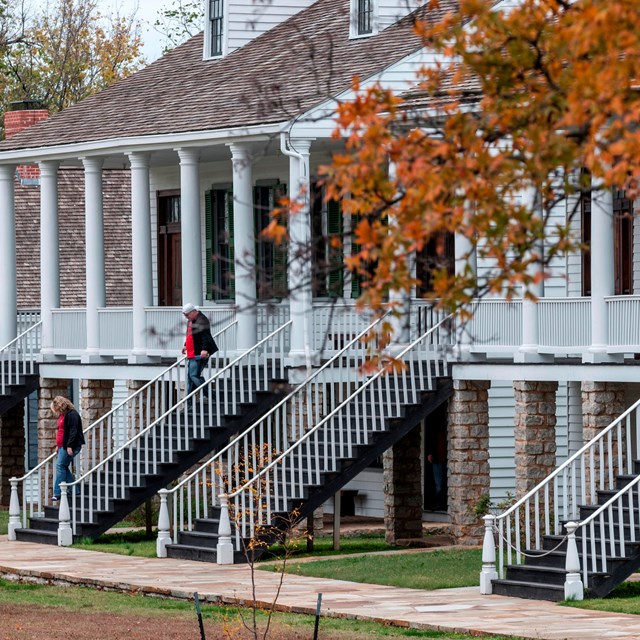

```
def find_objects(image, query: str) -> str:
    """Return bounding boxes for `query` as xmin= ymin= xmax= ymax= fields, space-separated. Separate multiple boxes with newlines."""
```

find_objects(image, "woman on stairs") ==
xmin=51 ymin=396 xmax=85 ymax=504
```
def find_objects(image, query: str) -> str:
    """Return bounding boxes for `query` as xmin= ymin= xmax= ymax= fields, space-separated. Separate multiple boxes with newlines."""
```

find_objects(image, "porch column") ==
xmin=517 ymin=190 xmax=544 ymax=361
xmin=587 ymin=183 xmax=614 ymax=361
xmin=0 ymin=164 xmax=17 ymax=347
xmin=228 ymin=143 xmax=257 ymax=350
xmin=40 ymin=160 xmax=60 ymax=355
xmin=388 ymin=159 xmax=410 ymax=344
xmin=287 ymin=138 xmax=316 ymax=365
xmin=82 ymin=157 xmax=105 ymax=358
xmin=177 ymin=148 xmax=202 ymax=307
xmin=454 ymin=208 xmax=477 ymax=355
xmin=128 ymin=152 xmax=153 ymax=357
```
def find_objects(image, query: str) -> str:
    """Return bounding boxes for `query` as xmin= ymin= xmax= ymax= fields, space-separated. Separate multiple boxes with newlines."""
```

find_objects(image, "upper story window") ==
xmin=209 ymin=0 xmax=224 ymax=57
xmin=351 ymin=0 xmax=376 ymax=38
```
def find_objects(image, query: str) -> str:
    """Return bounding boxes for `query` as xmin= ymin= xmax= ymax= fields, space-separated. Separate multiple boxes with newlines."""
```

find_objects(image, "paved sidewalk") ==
xmin=1 ymin=537 xmax=639 ymax=639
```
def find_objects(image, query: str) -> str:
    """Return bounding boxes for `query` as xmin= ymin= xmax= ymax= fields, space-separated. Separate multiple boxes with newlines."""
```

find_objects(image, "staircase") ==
xmin=155 ymin=313 xmax=453 ymax=563
xmin=10 ymin=321 xmax=291 ymax=545
xmin=0 ymin=321 xmax=41 ymax=415
xmin=487 ymin=398 xmax=640 ymax=601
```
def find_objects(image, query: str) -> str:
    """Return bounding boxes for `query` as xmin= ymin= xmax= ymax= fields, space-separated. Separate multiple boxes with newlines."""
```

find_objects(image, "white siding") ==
xmin=377 ymin=0 xmax=424 ymax=31
xmin=225 ymin=1 xmax=314 ymax=55
xmin=566 ymin=193 xmax=583 ymax=297
xmin=324 ymin=468 xmax=385 ymax=518
xmin=567 ymin=381 xmax=583 ymax=457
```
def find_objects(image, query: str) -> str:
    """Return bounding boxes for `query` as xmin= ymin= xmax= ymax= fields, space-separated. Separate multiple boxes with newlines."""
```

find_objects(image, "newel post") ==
xmin=57 ymin=483 xmax=73 ymax=546
xmin=564 ymin=521 xmax=584 ymax=600
xmin=480 ymin=514 xmax=499 ymax=594
xmin=8 ymin=477 xmax=21 ymax=540
xmin=156 ymin=489 xmax=171 ymax=558
xmin=216 ymin=494 xmax=234 ymax=564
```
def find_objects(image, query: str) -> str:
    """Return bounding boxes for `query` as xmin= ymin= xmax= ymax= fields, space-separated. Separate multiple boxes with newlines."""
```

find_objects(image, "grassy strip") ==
xmin=0 ymin=578 xmax=519 ymax=639
xmin=262 ymin=548 xmax=483 ymax=590
xmin=259 ymin=533 xmax=396 ymax=560
xmin=562 ymin=581 xmax=640 ymax=615
xmin=0 ymin=509 xmax=8 ymax=536
xmin=74 ymin=529 xmax=158 ymax=557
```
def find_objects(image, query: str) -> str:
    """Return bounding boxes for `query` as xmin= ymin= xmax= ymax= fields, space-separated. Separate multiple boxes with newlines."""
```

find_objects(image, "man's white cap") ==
xmin=182 ymin=302 xmax=196 ymax=314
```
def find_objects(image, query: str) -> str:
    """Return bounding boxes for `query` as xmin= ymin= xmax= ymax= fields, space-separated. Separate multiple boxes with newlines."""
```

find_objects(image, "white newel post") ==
xmin=57 ymin=483 xmax=73 ymax=546
xmin=480 ymin=514 xmax=499 ymax=594
xmin=0 ymin=164 xmax=17 ymax=347
xmin=564 ymin=521 xmax=584 ymax=600
xmin=217 ymin=494 xmax=234 ymax=564
xmin=8 ymin=477 xmax=20 ymax=540
xmin=82 ymin=157 xmax=105 ymax=357
xmin=178 ymin=148 xmax=203 ymax=307
xmin=156 ymin=489 xmax=171 ymax=557
xmin=128 ymin=153 xmax=153 ymax=357
xmin=40 ymin=160 xmax=60 ymax=355
xmin=285 ymin=138 xmax=316 ymax=365
xmin=228 ymin=143 xmax=257 ymax=351
xmin=588 ymin=182 xmax=614 ymax=361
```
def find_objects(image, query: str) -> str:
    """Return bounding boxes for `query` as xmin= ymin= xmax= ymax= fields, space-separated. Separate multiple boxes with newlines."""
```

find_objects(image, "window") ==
xmin=356 ymin=0 xmax=373 ymax=35
xmin=581 ymin=186 xmax=633 ymax=296
xmin=205 ymin=188 xmax=234 ymax=301
xmin=312 ymin=183 xmax=344 ymax=298
xmin=254 ymin=184 xmax=287 ymax=300
xmin=209 ymin=0 xmax=224 ymax=57
xmin=415 ymin=232 xmax=455 ymax=297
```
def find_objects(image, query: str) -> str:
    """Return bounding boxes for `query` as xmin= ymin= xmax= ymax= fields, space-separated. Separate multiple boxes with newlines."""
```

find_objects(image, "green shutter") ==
xmin=326 ymin=198 xmax=344 ymax=298
xmin=205 ymin=190 xmax=213 ymax=300
xmin=226 ymin=190 xmax=235 ymax=300
xmin=351 ymin=213 xmax=362 ymax=299
xmin=272 ymin=183 xmax=288 ymax=298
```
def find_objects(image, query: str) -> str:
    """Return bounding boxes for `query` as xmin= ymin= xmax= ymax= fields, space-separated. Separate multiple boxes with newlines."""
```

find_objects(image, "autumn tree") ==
xmin=1 ymin=0 xmax=144 ymax=124
xmin=314 ymin=0 xmax=640 ymax=322
xmin=154 ymin=0 xmax=204 ymax=55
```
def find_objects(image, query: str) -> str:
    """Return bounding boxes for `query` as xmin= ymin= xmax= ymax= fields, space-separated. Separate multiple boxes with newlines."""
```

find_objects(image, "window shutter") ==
xmin=205 ymin=190 xmax=213 ymax=300
xmin=351 ymin=213 xmax=362 ymax=299
xmin=226 ymin=190 xmax=235 ymax=300
xmin=327 ymin=198 xmax=344 ymax=298
xmin=272 ymin=183 xmax=288 ymax=298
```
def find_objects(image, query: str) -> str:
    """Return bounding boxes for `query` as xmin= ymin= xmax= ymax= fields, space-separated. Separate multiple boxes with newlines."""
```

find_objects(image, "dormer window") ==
xmin=209 ymin=0 xmax=224 ymax=57
xmin=357 ymin=0 xmax=373 ymax=35
xmin=350 ymin=0 xmax=377 ymax=38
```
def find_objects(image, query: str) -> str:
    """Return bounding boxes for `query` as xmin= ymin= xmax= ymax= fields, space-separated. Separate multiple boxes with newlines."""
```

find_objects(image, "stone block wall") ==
xmin=514 ymin=381 xmax=558 ymax=497
xmin=448 ymin=380 xmax=490 ymax=544
xmin=0 ymin=403 xmax=25 ymax=506
xmin=80 ymin=379 xmax=114 ymax=470
xmin=383 ymin=424 xmax=423 ymax=544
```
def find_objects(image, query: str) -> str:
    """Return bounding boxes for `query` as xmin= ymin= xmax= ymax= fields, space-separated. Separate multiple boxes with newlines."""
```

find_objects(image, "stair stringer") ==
xmin=0 ymin=372 xmax=39 ymax=415
xmin=15 ymin=384 xmax=290 ymax=544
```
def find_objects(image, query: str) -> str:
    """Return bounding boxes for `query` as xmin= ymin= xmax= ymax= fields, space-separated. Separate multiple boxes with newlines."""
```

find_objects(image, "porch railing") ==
xmin=155 ymin=312 xmax=393 ymax=556
xmin=17 ymin=309 xmax=41 ymax=335
xmin=538 ymin=298 xmax=590 ymax=349
xmin=212 ymin=315 xmax=450 ymax=559
xmin=485 ymin=396 xmax=640 ymax=591
xmin=59 ymin=320 xmax=289 ymax=539
xmin=8 ymin=321 xmax=235 ymax=535
xmin=0 ymin=321 xmax=42 ymax=396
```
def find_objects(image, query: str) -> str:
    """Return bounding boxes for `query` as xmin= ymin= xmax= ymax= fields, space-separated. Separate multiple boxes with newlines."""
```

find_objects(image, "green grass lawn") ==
xmin=562 ymin=581 xmax=640 ymax=615
xmin=73 ymin=529 xmax=158 ymax=557
xmin=262 ymin=548 xmax=483 ymax=590
xmin=0 ymin=578 xmax=520 ymax=639
xmin=0 ymin=508 xmax=8 ymax=535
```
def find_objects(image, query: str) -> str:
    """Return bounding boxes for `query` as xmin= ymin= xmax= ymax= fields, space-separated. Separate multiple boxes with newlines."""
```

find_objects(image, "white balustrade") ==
xmin=607 ymin=296 xmax=640 ymax=350
xmin=16 ymin=309 xmax=41 ymax=336
xmin=538 ymin=298 xmax=590 ymax=349
xmin=466 ymin=299 xmax=522 ymax=348
xmin=52 ymin=309 xmax=86 ymax=353
xmin=62 ymin=320 xmax=287 ymax=537
xmin=98 ymin=308 xmax=133 ymax=354
xmin=0 ymin=321 xmax=41 ymax=396
xmin=488 ymin=397 xmax=640 ymax=594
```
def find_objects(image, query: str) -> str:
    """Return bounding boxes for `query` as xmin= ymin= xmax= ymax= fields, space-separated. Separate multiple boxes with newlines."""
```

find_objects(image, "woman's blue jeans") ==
xmin=54 ymin=447 xmax=80 ymax=498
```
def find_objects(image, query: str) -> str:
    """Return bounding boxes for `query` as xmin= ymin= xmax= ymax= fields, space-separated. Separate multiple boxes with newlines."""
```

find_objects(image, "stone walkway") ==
xmin=0 ymin=537 xmax=639 ymax=639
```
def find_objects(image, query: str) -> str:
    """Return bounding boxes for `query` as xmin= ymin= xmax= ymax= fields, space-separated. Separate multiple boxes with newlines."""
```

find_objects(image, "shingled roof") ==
xmin=0 ymin=0 xmax=458 ymax=152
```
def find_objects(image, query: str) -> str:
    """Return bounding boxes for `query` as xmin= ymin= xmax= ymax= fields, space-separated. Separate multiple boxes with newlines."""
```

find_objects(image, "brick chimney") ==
xmin=4 ymin=100 xmax=49 ymax=184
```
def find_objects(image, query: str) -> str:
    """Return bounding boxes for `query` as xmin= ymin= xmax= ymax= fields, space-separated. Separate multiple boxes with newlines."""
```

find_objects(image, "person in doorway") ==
xmin=181 ymin=303 xmax=218 ymax=395
xmin=426 ymin=421 xmax=448 ymax=511
xmin=51 ymin=396 xmax=85 ymax=503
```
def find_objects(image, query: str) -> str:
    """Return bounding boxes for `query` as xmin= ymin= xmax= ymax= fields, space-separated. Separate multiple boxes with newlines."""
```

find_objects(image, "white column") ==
xmin=177 ymin=148 xmax=202 ymax=307
xmin=454 ymin=209 xmax=477 ymax=356
xmin=588 ymin=182 xmax=614 ymax=360
xmin=516 ymin=189 xmax=544 ymax=362
xmin=287 ymin=139 xmax=316 ymax=366
xmin=128 ymin=152 xmax=153 ymax=357
xmin=82 ymin=157 xmax=105 ymax=357
xmin=40 ymin=160 xmax=60 ymax=355
xmin=228 ymin=143 xmax=257 ymax=350
xmin=0 ymin=165 xmax=17 ymax=347
xmin=388 ymin=159 xmax=410 ymax=345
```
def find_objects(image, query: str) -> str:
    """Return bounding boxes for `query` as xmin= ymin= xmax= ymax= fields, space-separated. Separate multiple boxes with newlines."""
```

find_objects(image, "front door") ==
xmin=158 ymin=191 xmax=182 ymax=306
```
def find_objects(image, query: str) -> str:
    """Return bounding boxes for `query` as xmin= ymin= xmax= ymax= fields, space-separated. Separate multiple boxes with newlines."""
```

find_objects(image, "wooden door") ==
xmin=158 ymin=191 xmax=182 ymax=306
